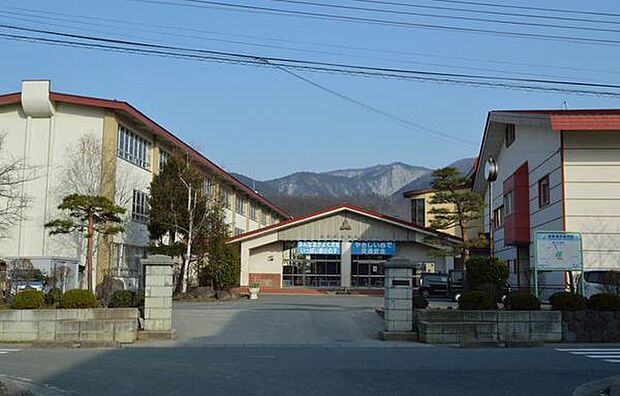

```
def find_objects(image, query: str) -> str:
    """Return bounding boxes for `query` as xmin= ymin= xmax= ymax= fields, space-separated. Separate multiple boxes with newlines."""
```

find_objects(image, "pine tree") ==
xmin=45 ymin=194 xmax=125 ymax=291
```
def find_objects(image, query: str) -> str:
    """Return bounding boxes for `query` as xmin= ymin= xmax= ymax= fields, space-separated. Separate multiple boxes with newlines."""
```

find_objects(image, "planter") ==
xmin=248 ymin=287 xmax=260 ymax=300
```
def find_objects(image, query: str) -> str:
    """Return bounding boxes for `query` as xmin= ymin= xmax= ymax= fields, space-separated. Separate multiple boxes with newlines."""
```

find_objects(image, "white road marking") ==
xmin=556 ymin=348 xmax=620 ymax=364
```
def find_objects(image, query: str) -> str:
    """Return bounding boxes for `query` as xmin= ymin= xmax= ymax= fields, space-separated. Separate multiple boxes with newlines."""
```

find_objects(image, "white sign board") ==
xmin=534 ymin=232 xmax=582 ymax=271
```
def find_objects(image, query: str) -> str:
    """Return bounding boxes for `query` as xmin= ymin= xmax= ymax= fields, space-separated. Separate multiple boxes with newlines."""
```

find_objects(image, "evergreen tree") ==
xmin=428 ymin=166 xmax=485 ymax=260
xmin=45 ymin=194 xmax=125 ymax=291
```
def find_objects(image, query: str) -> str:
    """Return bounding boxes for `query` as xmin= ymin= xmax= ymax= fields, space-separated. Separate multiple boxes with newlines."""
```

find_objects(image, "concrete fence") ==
xmin=416 ymin=310 xmax=562 ymax=345
xmin=0 ymin=308 xmax=139 ymax=344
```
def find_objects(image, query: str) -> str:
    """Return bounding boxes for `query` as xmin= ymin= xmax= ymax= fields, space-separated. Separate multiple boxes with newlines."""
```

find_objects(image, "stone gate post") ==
xmin=140 ymin=255 xmax=174 ymax=339
xmin=381 ymin=258 xmax=417 ymax=341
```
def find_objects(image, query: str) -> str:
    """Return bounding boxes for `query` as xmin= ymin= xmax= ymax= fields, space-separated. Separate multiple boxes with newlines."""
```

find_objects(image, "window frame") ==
xmin=132 ymin=189 xmax=149 ymax=223
xmin=411 ymin=198 xmax=426 ymax=226
xmin=236 ymin=194 xmax=245 ymax=215
xmin=493 ymin=205 xmax=504 ymax=229
xmin=538 ymin=175 xmax=551 ymax=208
xmin=117 ymin=125 xmax=152 ymax=170
xmin=503 ymin=191 xmax=514 ymax=216
xmin=505 ymin=124 xmax=516 ymax=148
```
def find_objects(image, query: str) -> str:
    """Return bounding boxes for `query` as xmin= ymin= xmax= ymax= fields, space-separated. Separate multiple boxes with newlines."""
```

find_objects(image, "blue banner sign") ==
xmin=297 ymin=241 xmax=341 ymax=255
xmin=351 ymin=241 xmax=396 ymax=256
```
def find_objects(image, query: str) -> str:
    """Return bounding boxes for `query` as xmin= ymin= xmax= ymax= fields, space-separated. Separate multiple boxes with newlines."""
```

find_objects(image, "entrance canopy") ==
xmin=228 ymin=204 xmax=462 ymax=288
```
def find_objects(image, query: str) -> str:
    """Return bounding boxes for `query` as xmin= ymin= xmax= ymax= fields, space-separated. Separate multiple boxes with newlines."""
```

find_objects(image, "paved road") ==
xmin=0 ymin=295 xmax=616 ymax=395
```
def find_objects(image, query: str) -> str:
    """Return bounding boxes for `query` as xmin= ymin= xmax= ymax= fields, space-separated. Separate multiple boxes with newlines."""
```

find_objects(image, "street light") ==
xmin=484 ymin=158 xmax=498 ymax=260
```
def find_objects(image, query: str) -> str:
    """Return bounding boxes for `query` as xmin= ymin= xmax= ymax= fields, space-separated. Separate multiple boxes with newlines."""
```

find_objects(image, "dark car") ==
xmin=448 ymin=269 xmax=512 ymax=303
xmin=418 ymin=272 xmax=448 ymax=298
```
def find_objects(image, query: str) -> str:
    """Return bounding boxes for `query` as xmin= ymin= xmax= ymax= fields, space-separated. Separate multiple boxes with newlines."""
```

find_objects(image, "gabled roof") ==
xmin=472 ymin=108 xmax=620 ymax=193
xmin=0 ymin=90 xmax=289 ymax=219
xmin=227 ymin=204 xmax=462 ymax=244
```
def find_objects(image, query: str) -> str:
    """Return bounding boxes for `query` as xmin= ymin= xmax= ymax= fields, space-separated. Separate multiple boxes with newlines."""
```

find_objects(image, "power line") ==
xmin=275 ymin=65 xmax=478 ymax=146
xmin=130 ymin=0 xmax=620 ymax=47
xmin=4 ymin=9 xmax=615 ymax=83
xmin=424 ymin=0 xmax=620 ymax=18
xmin=2 ymin=25 xmax=620 ymax=98
xmin=4 ymin=23 xmax=620 ymax=92
xmin=350 ymin=0 xmax=620 ymax=25
xmin=266 ymin=0 xmax=620 ymax=34
xmin=7 ymin=6 xmax=620 ymax=80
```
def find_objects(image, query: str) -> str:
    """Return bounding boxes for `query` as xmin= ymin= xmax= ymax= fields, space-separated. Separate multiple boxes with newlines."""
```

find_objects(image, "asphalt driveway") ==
xmin=168 ymin=294 xmax=404 ymax=347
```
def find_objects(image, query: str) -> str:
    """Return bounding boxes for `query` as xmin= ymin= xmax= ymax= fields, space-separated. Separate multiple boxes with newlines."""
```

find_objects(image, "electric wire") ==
xmin=129 ymin=0 xmax=620 ymax=47
xmin=3 ymin=23 xmax=620 ymax=95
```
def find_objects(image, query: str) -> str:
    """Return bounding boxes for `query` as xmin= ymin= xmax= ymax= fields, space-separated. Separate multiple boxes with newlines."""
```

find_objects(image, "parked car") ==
xmin=577 ymin=270 xmax=620 ymax=298
xmin=418 ymin=272 xmax=448 ymax=298
xmin=447 ymin=269 xmax=512 ymax=303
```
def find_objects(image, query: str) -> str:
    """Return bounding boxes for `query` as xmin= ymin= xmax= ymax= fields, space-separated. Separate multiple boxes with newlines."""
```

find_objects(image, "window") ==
xmin=493 ymin=205 xmax=504 ymax=229
xmin=220 ymin=187 xmax=231 ymax=208
xmin=203 ymin=177 xmax=214 ymax=199
xmin=234 ymin=227 xmax=245 ymax=236
xmin=261 ymin=210 xmax=267 ymax=225
xmin=503 ymin=191 xmax=514 ymax=216
xmin=159 ymin=150 xmax=170 ymax=171
xmin=249 ymin=203 xmax=257 ymax=220
xmin=236 ymin=194 xmax=245 ymax=215
xmin=132 ymin=190 xmax=149 ymax=223
xmin=505 ymin=124 xmax=516 ymax=147
xmin=117 ymin=125 xmax=151 ymax=169
xmin=538 ymin=175 xmax=550 ymax=208
xmin=411 ymin=198 xmax=425 ymax=226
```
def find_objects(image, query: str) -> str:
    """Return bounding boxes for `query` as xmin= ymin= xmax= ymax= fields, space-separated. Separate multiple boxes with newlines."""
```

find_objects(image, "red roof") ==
xmin=0 ymin=91 xmax=289 ymax=219
xmin=495 ymin=109 xmax=620 ymax=131
xmin=228 ymin=203 xmax=461 ymax=243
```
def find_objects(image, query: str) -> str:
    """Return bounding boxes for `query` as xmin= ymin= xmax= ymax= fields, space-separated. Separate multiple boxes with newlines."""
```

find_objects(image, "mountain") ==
xmin=233 ymin=162 xmax=431 ymax=198
xmin=232 ymin=158 xmax=476 ymax=219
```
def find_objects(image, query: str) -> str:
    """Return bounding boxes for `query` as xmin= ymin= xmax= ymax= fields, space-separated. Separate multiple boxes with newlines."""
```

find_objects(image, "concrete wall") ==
xmin=416 ymin=310 xmax=562 ymax=344
xmin=0 ymin=308 xmax=138 ymax=343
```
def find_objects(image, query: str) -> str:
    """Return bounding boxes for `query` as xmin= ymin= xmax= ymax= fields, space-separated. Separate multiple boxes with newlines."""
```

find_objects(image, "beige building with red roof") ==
xmin=0 ymin=80 xmax=288 ymax=290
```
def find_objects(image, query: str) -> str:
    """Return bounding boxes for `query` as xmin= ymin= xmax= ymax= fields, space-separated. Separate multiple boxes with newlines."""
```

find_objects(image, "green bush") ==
xmin=134 ymin=290 xmax=145 ymax=308
xmin=504 ymin=292 xmax=541 ymax=311
xmin=11 ymin=290 xmax=45 ymax=309
xmin=413 ymin=295 xmax=429 ymax=309
xmin=549 ymin=292 xmax=587 ymax=311
xmin=109 ymin=290 xmax=135 ymax=308
xmin=45 ymin=288 xmax=63 ymax=307
xmin=202 ymin=245 xmax=241 ymax=290
xmin=587 ymin=293 xmax=620 ymax=311
xmin=458 ymin=291 xmax=496 ymax=310
xmin=465 ymin=257 xmax=509 ymax=292
xmin=59 ymin=289 xmax=98 ymax=309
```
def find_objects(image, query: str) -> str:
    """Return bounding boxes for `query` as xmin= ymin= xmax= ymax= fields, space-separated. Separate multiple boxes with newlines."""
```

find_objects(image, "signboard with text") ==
xmin=534 ymin=232 xmax=583 ymax=271
xmin=351 ymin=241 xmax=396 ymax=256
xmin=297 ymin=241 xmax=341 ymax=255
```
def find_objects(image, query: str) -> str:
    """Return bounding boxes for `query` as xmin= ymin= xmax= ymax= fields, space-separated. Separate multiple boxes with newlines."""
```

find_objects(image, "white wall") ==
xmin=564 ymin=131 xmax=620 ymax=270
xmin=0 ymin=101 xmax=105 ymax=262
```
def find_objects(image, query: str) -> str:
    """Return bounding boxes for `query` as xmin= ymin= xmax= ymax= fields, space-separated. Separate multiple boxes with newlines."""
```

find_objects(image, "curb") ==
xmin=573 ymin=375 xmax=620 ymax=396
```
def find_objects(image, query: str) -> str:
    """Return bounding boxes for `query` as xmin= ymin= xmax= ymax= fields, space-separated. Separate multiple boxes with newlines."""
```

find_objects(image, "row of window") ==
xmin=118 ymin=125 xmax=277 ymax=227
xmin=492 ymin=174 xmax=551 ymax=230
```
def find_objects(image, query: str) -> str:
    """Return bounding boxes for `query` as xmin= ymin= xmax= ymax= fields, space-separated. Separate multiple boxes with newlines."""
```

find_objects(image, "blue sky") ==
xmin=1 ymin=0 xmax=619 ymax=180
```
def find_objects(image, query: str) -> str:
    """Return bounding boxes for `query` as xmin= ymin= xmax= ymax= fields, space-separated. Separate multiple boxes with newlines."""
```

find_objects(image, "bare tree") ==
xmin=0 ymin=134 xmax=37 ymax=237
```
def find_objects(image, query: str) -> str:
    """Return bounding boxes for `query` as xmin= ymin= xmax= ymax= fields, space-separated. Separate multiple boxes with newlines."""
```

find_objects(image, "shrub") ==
xmin=504 ymin=292 xmax=541 ymax=311
xmin=465 ymin=257 xmax=509 ymax=292
xmin=587 ymin=293 xmax=620 ymax=311
xmin=11 ymin=290 xmax=45 ymax=309
xmin=549 ymin=292 xmax=587 ymax=311
xmin=134 ymin=290 xmax=145 ymax=308
xmin=45 ymin=288 xmax=63 ymax=307
xmin=59 ymin=289 xmax=98 ymax=309
xmin=201 ymin=245 xmax=241 ymax=290
xmin=413 ymin=295 xmax=429 ymax=309
xmin=109 ymin=290 xmax=135 ymax=308
xmin=458 ymin=291 xmax=496 ymax=310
